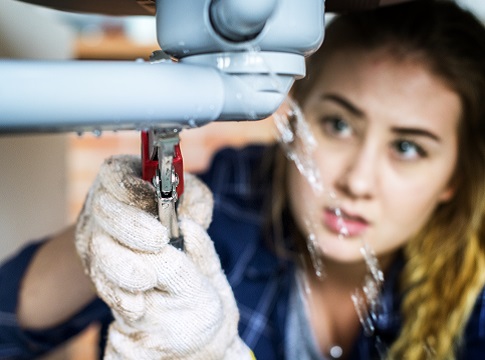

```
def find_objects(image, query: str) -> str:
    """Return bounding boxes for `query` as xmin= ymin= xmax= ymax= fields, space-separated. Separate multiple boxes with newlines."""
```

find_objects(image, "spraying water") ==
xmin=273 ymin=97 xmax=323 ymax=196
xmin=232 ymin=47 xmax=386 ymax=350
xmin=273 ymin=97 xmax=386 ymax=353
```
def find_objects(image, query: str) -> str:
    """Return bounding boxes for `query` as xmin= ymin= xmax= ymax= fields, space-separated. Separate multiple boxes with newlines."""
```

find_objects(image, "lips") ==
xmin=323 ymin=207 xmax=369 ymax=237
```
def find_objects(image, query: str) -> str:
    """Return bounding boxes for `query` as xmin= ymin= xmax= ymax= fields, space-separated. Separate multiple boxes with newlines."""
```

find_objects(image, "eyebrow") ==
xmin=322 ymin=93 xmax=442 ymax=142
xmin=321 ymin=93 xmax=365 ymax=117
xmin=390 ymin=127 xmax=441 ymax=142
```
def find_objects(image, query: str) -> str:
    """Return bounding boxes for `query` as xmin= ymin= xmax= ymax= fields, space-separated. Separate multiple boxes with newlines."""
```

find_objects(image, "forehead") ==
xmin=314 ymin=48 xmax=437 ymax=96
xmin=306 ymin=48 xmax=461 ymax=133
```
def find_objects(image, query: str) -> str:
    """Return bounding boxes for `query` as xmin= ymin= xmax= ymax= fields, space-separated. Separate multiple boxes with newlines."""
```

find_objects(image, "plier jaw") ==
xmin=141 ymin=130 xmax=184 ymax=198
xmin=141 ymin=129 xmax=184 ymax=250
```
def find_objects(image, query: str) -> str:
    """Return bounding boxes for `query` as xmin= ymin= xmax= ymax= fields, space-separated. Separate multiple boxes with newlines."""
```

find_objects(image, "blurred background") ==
xmin=0 ymin=0 xmax=483 ymax=358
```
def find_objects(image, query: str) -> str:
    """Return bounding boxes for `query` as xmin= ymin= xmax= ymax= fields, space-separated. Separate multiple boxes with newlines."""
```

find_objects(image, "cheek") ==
xmin=379 ymin=133 xmax=458 ymax=240
xmin=287 ymin=163 xmax=321 ymax=234
xmin=310 ymin=129 xmax=359 ymax=187
xmin=380 ymin=175 xmax=452 ymax=242
xmin=286 ymin=140 xmax=347 ymax=211
xmin=286 ymin=149 xmax=343 ymax=234
xmin=287 ymin=165 xmax=307 ymax=213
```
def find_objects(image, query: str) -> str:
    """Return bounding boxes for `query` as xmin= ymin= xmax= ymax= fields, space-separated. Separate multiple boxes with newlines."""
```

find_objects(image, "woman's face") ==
xmin=287 ymin=48 xmax=460 ymax=264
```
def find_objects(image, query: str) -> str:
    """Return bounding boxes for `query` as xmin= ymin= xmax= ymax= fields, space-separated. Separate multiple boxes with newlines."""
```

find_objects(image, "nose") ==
xmin=335 ymin=141 xmax=378 ymax=200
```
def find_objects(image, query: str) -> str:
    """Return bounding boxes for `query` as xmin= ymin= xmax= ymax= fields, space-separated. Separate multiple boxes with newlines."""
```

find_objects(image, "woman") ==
xmin=272 ymin=0 xmax=485 ymax=358
xmin=1 ymin=0 xmax=485 ymax=359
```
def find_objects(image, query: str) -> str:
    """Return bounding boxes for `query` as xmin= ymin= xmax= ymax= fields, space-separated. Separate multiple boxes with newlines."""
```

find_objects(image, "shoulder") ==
xmin=198 ymin=144 xmax=274 ymax=194
xmin=0 ymin=241 xmax=43 ymax=314
xmin=461 ymin=285 xmax=485 ymax=358
xmin=198 ymin=144 xmax=276 ymax=223
xmin=199 ymin=144 xmax=284 ymax=279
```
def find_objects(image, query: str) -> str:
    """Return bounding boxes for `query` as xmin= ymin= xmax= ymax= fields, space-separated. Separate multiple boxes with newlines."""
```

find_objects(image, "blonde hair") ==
xmin=283 ymin=1 xmax=485 ymax=358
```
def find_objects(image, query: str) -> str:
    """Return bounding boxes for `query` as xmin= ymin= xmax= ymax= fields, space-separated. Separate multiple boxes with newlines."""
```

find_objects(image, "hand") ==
xmin=75 ymin=155 xmax=252 ymax=359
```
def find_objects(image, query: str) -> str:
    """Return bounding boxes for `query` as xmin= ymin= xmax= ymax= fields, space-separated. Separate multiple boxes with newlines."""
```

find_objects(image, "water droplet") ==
xmin=305 ymin=231 xmax=325 ymax=278
xmin=338 ymin=224 xmax=349 ymax=237
xmin=374 ymin=336 xmax=388 ymax=358
xmin=329 ymin=346 xmax=343 ymax=359
xmin=351 ymin=290 xmax=375 ymax=336
xmin=247 ymin=110 xmax=257 ymax=119
xmin=188 ymin=119 xmax=197 ymax=128
xmin=92 ymin=129 xmax=102 ymax=138
xmin=76 ymin=131 xmax=84 ymax=137
xmin=361 ymin=242 xmax=385 ymax=283
xmin=216 ymin=55 xmax=231 ymax=70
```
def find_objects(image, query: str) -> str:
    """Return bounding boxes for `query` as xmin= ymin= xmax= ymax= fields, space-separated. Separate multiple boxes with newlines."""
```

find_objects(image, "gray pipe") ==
xmin=209 ymin=0 xmax=278 ymax=41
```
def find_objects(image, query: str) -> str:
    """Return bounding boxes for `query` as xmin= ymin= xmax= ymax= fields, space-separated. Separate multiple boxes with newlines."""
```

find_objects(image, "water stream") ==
xmin=226 ymin=48 xmax=386 ymax=353
xmin=273 ymin=97 xmax=386 ymax=352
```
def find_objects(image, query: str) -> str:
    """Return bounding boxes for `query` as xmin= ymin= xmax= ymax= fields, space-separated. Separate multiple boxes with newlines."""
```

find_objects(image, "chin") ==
xmin=321 ymin=250 xmax=369 ymax=264
xmin=314 ymin=233 xmax=370 ymax=264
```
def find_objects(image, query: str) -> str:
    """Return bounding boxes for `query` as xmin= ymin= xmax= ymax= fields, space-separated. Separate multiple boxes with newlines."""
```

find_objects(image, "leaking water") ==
xmin=304 ymin=220 xmax=325 ymax=278
xmin=272 ymin=96 xmax=386 ymax=353
xmin=273 ymin=97 xmax=323 ymax=195
xmin=188 ymin=119 xmax=197 ymax=128
xmin=92 ymin=128 xmax=102 ymax=138
xmin=224 ymin=46 xmax=388 ymax=353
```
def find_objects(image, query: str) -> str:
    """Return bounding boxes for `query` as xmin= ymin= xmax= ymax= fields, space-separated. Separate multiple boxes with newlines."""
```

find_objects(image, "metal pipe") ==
xmin=0 ymin=60 xmax=224 ymax=133
xmin=209 ymin=0 xmax=278 ymax=41
xmin=0 ymin=51 xmax=304 ymax=133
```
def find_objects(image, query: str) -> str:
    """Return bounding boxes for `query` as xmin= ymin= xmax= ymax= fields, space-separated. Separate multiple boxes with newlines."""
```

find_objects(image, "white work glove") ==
xmin=75 ymin=155 xmax=254 ymax=360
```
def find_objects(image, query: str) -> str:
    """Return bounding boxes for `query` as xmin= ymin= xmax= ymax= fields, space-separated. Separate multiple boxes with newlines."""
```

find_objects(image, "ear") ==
xmin=438 ymin=185 xmax=455 ymax=203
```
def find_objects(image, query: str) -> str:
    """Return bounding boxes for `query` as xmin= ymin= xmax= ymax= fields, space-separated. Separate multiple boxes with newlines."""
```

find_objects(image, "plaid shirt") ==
xmin=1 ymin=145 xmax=485 ymax=359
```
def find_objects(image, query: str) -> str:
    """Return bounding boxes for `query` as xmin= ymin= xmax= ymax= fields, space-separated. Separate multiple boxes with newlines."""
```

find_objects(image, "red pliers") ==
xmin=141 ymin=129 xmax=184 ymax=249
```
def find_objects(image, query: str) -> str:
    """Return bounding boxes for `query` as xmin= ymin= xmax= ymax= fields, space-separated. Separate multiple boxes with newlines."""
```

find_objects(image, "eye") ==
xmin=392 ymin=139 xmax=427 ymax=160
xmin=321 ymin=115 xmax=353 ymax=139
